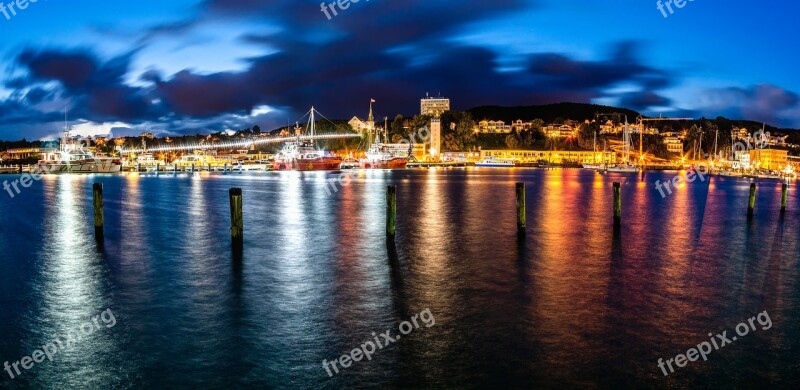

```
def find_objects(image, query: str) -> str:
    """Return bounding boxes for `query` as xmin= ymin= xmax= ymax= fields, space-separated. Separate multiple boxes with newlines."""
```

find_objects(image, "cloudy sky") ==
xmin=0 ymin=0 xmax=798 ymax=140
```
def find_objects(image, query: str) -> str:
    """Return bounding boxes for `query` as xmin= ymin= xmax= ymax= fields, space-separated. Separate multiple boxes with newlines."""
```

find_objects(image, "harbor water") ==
xmin=1 ymin=169 xmax=799 ymax=388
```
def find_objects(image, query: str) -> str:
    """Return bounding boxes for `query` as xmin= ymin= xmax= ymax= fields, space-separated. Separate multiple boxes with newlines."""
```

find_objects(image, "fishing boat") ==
xmin=272 ymin=107 xmax=343 ymax=171
xmin=358 ymin=102 xmax=408 ymax=169
xmin=476 ymin=156 xmax=515 ymax=167
xmin=37 ymin=125 xmax=121 ymax=174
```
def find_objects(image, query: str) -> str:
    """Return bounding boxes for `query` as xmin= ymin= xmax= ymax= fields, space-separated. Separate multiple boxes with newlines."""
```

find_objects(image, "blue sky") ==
xmin=0 ymin=0 xmax=798 ymax=140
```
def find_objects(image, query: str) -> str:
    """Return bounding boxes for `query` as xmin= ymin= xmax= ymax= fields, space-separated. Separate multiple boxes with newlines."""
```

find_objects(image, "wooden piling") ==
xmin=516 ymin=182 xmax=526 ymax=233
xmin=93 ymin=183 xmax=104 ymax=242
xmin=229 ymin=188 xmax=243 ymax=247
xmin=781 ymin=183 xmax=788 ymax=214
xmin=613 ymin=182 xmax=621 ymax=227
xmin=190 ymin=163 xmax=195 ymax=173
xmin=386 ymin=185 xmax=397 ymax=238
xmin=748 ymin=183 xmax=756 ymax=217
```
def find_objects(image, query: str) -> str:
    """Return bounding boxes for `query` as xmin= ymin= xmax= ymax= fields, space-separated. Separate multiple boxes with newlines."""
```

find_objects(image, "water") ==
xmin=1 ymin=169 xmax=799 ymax=388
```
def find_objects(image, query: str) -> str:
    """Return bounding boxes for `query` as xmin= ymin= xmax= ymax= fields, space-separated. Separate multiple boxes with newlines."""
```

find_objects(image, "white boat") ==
xmin=37 ymin=127 xmax=121 ymax=174
xmin=582 ymin=164 xmax=604 ymax=170
xmin=476 ymin=156 xmax=515 ymax=167
xmin=604 ymin=162 xmax=640 ymax=173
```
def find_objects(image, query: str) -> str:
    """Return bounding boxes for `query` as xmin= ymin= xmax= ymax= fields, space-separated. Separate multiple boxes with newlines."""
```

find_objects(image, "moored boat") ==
xmin=37 ymin=127 xmax=121 ymax=174
xmin=476 ymin=156 xmax=515 ymax=167
xmin=272 ymin=107 xmax=342 ymax=171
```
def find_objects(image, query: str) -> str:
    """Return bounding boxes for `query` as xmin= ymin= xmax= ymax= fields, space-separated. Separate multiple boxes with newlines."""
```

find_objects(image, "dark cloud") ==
xmin=699 ymin=84 xmax=800 ymax=127
xmin=2 ymin=0 xmax=799 ymax=140
xmin=619 ymin=91 xmax=672 ymax=111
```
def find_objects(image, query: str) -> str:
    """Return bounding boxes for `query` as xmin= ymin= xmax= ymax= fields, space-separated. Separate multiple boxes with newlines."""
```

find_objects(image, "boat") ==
xmin=582 ymin=129 xmax=604 ymax=170
xmin=360 ymin=143 xmax=409 ymax=169
xmin=130 ymin=152 xmax=165 ymax=172
xmin=37 ymin=124 xmax=121 ymax=174
xmin=272 ymin=107 xmax=343 ymax=171
xmin=604 ymin=162 xmax=640 ymax=173
xmin=476 ymin=156 xmax=515 ymax=167
xmin=358 ymin=102 xmax=408 ymax=169
xmin=604 ymin=118 xmax=639 ymax=173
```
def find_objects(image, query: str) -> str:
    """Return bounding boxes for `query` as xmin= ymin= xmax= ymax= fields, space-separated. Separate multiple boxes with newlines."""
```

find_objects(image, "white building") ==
xmin=420 ymin=95 xmax=450 ymax=118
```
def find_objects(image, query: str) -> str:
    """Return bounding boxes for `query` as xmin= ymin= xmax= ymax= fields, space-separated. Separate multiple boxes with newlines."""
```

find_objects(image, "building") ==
xmin=663 ymin=136 xmax=683 ymax=154
xmin=348 ymin=116 xmax=374 ymax=133
xmin=420 ymin=95 xmax=450 ymax=118
xmin=734 ymin=150 xmax=751 ymax=168
xmin=749 ymin=148 xmax=788 ymax=170
xmin=545 ymin=124 xmax=576 ymax=138
xmin=2 ymin=148 xmax=53 ymax=160
xmin=474 ymin=120 xmax=512 ymax=134
xmin=480 ymin=149 xmax=616 ymax=164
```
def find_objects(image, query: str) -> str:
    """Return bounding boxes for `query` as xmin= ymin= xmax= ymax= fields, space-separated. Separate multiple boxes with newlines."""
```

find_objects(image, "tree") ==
xmin=505 ymin=134 xmax=520 ymax=149
xmin=253 ymin=125 xmax=261 ymax=135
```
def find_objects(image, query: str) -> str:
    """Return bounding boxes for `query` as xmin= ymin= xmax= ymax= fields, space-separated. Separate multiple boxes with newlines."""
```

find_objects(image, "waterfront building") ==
xmin=420 ymin=95 xmax=450 ymax=118
xmin=2 ymin=147 xmax=54 ymax=160
xmin=734 ymin=150 xmax=751 ymax=168
xmin=480 ymin=149 xmax=616 ymax=164
xmin=749 ymin=148 xmax=788 ymax=170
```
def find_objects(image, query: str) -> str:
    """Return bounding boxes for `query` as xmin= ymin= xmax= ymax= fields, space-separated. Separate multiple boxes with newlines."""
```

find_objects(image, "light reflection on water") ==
xmin=0 ymin=169 xmax=799 ymax=388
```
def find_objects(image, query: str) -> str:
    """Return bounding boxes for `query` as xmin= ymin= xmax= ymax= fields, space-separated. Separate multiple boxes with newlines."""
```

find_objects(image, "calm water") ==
xmin=1 ymin=169 xmax=799 ymax=389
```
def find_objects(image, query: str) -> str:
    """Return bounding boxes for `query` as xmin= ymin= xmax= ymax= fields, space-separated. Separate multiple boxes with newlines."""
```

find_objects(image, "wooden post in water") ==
xmin=516 ymin=182 xmax=526 ymax=234
xmin=136 ymin=163 xmax=141 ymax=172
xmin=386 ymin=185 xmax=397 ymax=238
xmin=781 ymin=183 xmax=788 ymax=214
xmin=190 ymin=163 xmax=195 ymax=173
xmin=229 ymin=188 xmax=243 ymax=248
xmin=748 ymin=183 xmax=757 ymax=217
xmin=207 ymin=163 xmax=212 ymax=172
xmin=613 ymin=182 xmax=621 ymax=228
xmin=93 ymin=183 xmax=104 ymax=242
xmin=156 ymin=163 xmax=160 ymax=173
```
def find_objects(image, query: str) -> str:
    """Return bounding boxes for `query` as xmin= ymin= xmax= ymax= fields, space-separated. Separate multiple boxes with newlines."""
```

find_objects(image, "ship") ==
xmin=37 ymin=125 xmax=121 ymax=174
xmin=359 ymin=101 xmax=408 ymax=169
xmin=475 ymin=156 xmax=515 ymax=167
xmin=272 ymin=107 xmax=343 ymax=171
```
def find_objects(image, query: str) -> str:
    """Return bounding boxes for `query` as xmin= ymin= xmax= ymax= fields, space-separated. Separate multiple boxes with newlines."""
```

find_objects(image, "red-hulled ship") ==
xmin=272 ymin=107 xmax=343 ymax=171
xmin=358 ymin=100 xmax=408 ymax=169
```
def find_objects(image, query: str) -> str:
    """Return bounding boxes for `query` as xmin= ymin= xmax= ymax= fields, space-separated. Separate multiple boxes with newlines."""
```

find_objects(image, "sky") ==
xmin=0 ymin=0 xmax=798 ymax=140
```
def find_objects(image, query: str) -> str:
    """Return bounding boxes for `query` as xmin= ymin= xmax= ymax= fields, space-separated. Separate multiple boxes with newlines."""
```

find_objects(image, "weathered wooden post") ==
xmin=748 ymin=183 xmax=756 ymax=217
xmin=386 ymin=185 xmax=397 ymax=238
xmin=613 ymin=182 xmax=621 ymax=228
xmin=93 ymin=183 xmax=104 ymax=242
xmin=156 ymin=163 xmax=160 ymax=173
xmin=781 ymin=183 xmax=788 ymax=214
xmin=136 ymin=163 xmax=141 ymax=172
xmin=224 ymin=163 xmax=228 ymax=173
xmin=190 ymin=163 xmax=195 ymax=173
xmin=229 ymin=188 xmax=243 ymax=248
xmin=516 ymin=182 xmax=526 ymax=234
xmin=207 ymin=163 xmax=212 ymax=172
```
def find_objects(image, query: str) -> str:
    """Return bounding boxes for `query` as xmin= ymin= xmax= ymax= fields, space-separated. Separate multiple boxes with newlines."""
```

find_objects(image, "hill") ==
xmin=467 ymin=102 xmax=642 ymax=123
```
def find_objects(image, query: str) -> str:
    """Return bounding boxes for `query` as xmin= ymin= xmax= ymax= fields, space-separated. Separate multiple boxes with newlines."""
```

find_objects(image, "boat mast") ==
xmin=310 ymin=106 xmax=316 ymax=141
xmin=384 ymin=116 xmax=388 ymax=143
xmin=367 ymin=99 xmax=374 ymax=146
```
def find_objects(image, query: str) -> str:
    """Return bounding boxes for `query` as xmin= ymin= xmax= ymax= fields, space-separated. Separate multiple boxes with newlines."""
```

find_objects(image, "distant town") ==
xmin=2 ymin=96 xmax=799 ymax=173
